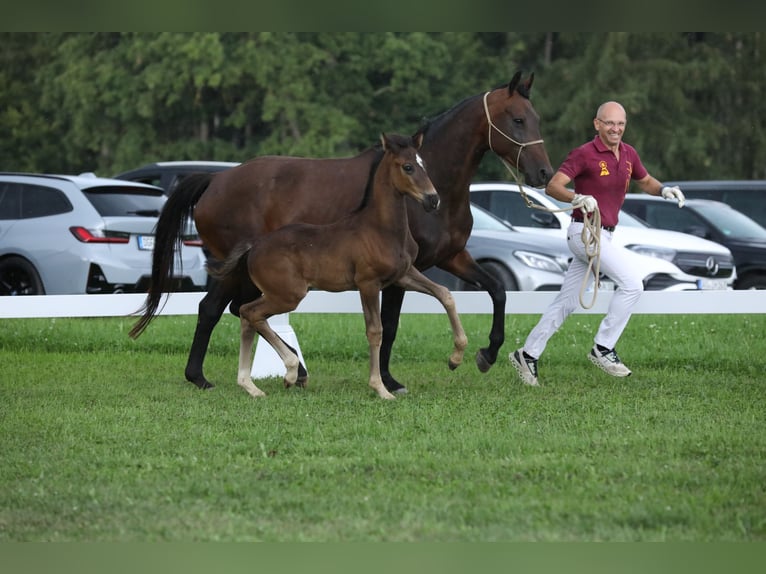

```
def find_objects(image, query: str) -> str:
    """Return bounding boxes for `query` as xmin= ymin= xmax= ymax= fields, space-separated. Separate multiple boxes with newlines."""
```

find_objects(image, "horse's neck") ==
xmin=365 ymin=165 xmax=410 ymax=238
xmin=422 ymin=95 xmax=487 ymax=206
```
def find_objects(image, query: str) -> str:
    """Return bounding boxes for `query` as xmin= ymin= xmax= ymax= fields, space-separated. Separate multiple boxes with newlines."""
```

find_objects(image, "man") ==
xmin=510 ymin=101 xmax=685 ymax=386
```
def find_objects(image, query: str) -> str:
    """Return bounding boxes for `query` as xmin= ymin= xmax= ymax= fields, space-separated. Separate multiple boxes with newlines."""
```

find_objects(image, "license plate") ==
xmin=137 ymin=235 xmax=155 ymax=251
xmin=696 ymin=278 xmax=728 ymax=290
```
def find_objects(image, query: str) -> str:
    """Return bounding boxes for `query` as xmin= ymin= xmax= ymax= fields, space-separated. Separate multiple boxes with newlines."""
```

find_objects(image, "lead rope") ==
xmin=483 ymin=92 xmax=601 ymax=309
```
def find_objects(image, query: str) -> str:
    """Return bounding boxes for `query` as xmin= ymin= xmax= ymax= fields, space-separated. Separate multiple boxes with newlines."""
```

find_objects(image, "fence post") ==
xmin=251 ymin=313 xmax=306 ymax=379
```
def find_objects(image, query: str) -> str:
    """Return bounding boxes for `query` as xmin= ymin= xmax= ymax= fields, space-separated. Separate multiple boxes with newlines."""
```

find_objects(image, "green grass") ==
xmin=1 ymin=312 xmax=764 ymax=541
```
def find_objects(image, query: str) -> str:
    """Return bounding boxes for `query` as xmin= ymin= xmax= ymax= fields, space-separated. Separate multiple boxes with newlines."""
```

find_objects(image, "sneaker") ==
xmin=510 ymin=349 xmax=539 ymax=386
xmin=588 ymin=345 xmax=632 ymax=377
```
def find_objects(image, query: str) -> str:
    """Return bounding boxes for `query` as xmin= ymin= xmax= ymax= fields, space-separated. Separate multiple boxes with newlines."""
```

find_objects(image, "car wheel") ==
xmin=458 ymin=261 xmax=519 ymax=291
xmin=736 ymin=273 xmax=766 ymax=290
xmin=0 ymin=256 xmax=45 ymax=295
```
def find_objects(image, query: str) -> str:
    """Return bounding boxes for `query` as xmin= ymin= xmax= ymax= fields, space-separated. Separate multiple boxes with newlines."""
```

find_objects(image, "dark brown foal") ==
xmin=212 ymin=133 xmax=467 ymax=399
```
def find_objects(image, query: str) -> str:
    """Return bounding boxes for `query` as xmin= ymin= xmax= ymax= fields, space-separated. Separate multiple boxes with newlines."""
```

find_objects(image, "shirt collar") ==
xmin=592 ymin=135 xmax=624 ymax=154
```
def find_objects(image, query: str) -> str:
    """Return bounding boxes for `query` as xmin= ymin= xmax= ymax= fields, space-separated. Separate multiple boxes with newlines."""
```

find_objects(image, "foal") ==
xmin=212 ymin=133 xmax=467 ymax=399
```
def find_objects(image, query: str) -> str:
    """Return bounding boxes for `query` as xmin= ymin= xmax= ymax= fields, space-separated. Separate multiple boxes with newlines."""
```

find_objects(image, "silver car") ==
xmin=0 ymin=173 xmax=208 ymax=295
xmin=424 ymin=204 xmax=571 ymax=291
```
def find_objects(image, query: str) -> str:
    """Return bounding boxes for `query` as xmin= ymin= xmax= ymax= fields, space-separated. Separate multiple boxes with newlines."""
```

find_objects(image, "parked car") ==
xmin=664 ymin=180 xmax=766 ymax=230
xmin=470 ymin=182 xmax=736 ymax=291
xmin=113 ymin=161 xmax=239 ymax=196
xmin=423 ymin=204 xmax=570 ymax=291
xmin=0 ymin=173 xmax=208 ymax=295
xmin=621 ymin=196 xmax=766 ymax=289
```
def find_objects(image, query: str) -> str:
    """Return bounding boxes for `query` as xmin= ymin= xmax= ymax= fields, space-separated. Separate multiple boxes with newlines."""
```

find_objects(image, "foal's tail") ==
xmin=129 ymin=173 xmax=212 ymax=339
xmin=206 ymin=242 xmax=252 ymax=281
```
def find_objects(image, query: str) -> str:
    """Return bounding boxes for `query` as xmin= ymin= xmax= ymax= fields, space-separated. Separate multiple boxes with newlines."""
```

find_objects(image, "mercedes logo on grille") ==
xmin=705 ymin=256 xmax=719 ymax=276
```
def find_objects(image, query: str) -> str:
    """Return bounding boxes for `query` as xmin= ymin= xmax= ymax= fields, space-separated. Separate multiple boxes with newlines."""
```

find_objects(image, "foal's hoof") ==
xmin=475 ymin=348 xmax=493 ymax=373
xmin=448 ymin=359 xmax=461 ymax=371
xmin=193 ymin=380 xmax=215 ymax=390
xmin=295 ymin=374 xmax=309 ymax=388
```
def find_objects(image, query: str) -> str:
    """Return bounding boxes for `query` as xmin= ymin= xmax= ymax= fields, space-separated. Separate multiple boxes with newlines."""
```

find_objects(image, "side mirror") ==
xmin=531 ymin=211 xmax=559 ymax=229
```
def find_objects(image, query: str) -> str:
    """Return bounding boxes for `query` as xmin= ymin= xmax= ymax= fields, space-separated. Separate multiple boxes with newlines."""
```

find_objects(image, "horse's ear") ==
xmin=525 ymin=72 xmax=535 ymax=91
xmin=508 ymin=70 xmax=523 ymax=95
xmin=413 ymin=132 xmax=424 ymax=150
xmin=380 ymin=132 xmax=389 ymax=151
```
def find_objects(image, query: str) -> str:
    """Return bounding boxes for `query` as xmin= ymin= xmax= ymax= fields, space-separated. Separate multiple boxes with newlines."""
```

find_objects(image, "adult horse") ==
xmin=210 ymin=133 xmax=467 ymax=399
xmin=130 ymin=71 xmax=553 ymax=393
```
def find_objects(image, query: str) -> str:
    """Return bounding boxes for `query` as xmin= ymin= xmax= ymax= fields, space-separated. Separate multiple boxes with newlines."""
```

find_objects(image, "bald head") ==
xmin=596 ymin=101 xmax=626 ymax=119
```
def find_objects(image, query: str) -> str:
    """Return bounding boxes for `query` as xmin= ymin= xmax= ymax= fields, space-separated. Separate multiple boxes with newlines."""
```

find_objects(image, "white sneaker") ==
xmin=588 ymin=346 xmax=632 ymax=377
xmin=510 ymin=348 xmax=539 ymax=386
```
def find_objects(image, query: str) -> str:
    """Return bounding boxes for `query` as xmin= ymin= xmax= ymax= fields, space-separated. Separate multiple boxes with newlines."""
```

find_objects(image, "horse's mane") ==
xmin=353 ymin=144 xmax=385 ymax=213
xmin=413 ymin=80 xmax=530 ymax=140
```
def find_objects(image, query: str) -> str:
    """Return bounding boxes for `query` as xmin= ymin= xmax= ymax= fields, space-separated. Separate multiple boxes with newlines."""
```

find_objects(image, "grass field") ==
xmin=1 ymin=311 xmax=764 ymax=541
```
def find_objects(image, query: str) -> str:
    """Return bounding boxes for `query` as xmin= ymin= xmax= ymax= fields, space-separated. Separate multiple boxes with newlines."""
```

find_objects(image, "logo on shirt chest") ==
xmin=599 ymin=161 xmax=609 ymax=176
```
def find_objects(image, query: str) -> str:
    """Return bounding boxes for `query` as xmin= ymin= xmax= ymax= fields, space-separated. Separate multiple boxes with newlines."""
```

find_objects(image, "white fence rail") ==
xmin=1 ymin=290 xmax=764 ymax=319
xmin=3 ymin=290 xmax=762 ymax=379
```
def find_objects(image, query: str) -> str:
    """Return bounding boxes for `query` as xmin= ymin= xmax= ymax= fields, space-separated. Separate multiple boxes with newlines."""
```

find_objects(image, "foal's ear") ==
xmin=412 ymin=132 xmax=424 ymax=150
xmin=380 ymin=132 xmax=389 ymax=151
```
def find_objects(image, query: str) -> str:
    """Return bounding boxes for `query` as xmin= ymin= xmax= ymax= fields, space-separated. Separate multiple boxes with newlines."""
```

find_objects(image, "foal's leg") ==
xmin=396 ymin=269 xmax=468 ymax=370
xmin=255 ymin=322 xmax=302 ymax=388
xmin=360 ymin=289 xmax=396 ymax=400
xmin=240 ymin=297 xmax=302 ymax=390
xmin=237 ymin=314 xmax=266 ymax=398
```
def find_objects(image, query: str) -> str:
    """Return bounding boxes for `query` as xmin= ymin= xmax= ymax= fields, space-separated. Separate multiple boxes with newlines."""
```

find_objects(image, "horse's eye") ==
xmin=513 ymin=118 xmax=524 ymax=125
xmin=403 ymin=164 xmax=414 ymax=174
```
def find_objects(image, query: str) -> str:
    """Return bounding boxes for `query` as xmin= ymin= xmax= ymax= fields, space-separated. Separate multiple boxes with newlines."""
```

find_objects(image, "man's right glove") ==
xmin=661 ymin=185 xmax=685 ymax=208
xmin=571 ymin=193 xmax=598 ymax=214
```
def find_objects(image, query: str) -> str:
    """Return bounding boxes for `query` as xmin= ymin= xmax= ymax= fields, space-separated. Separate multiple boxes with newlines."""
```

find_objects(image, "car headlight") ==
xmin=626 ymin=244 xmax=677 ymax=262
xmin=513 ymin=250 xmax=569 ymax=273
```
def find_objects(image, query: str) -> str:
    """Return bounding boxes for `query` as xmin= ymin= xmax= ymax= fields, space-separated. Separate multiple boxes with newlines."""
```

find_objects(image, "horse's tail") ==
xmin=129 ymin=173 xmax=213 ymax=339
xmin=206 ymin=242 xmax=252 ymax=281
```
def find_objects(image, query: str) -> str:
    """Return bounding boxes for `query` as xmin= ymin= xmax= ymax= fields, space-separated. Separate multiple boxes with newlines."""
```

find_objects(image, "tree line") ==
xmin=1 ymin=32 xmax=763 ymax=182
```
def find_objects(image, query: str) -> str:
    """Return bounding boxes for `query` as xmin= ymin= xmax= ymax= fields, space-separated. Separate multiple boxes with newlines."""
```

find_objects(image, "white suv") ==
xmin=470 ymin=182 xmax=736 ymax=291
xmin=0 ymin=173 xmax=209 ymax=295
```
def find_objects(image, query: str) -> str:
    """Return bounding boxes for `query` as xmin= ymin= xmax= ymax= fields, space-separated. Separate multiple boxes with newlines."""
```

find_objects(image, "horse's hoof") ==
xmin=192 ymin=380 xmax=215 ymax=390
xmin=392 ymin=386 xmax=408 ymax=395
xmin=475 ymin=349 xmax=493 ymax=373
xmin=295 ymin=375 xmax=309 ymax=388
xmin=448 ymin=360 xmax=460 ymax=371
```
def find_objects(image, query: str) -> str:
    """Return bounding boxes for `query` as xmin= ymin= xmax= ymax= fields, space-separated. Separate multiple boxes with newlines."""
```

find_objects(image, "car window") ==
xmin=473 ymin=188 xmax=558 ymax=228
xmin=673 ymin=185 xmax=766 ymax=229
xmin=82 ymin=185 xmax=166 ymax=217
xmin=691 ymin=202 xmax=766 ymax=241
xmin=470 ymin=204 xmax=513 ymax=231
xmin=0 ymin=182 xmax=73 ymax=220
xmin=642 ymin=202 xmax=704 ymax=233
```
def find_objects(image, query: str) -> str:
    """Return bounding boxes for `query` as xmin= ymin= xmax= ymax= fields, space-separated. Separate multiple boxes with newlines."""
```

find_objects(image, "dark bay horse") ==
xmin=209 ymin=133 xmax=467 ymax=399
xmin=130 ymin=71 xmax=553 ymax=393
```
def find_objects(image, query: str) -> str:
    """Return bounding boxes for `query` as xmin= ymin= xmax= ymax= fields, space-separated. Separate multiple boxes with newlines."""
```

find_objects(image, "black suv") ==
xmin=621 ymin=196 xmax=766 ymax=289
xmin=665 ymin=180 xmax=766 ymax=229
xmin=114 ymin=161 xmax=239 ymax=196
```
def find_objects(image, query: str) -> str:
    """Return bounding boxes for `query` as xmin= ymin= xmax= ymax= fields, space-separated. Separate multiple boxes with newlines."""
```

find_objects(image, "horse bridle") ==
xmin=482 ymin=91 xmax=545 ymax=176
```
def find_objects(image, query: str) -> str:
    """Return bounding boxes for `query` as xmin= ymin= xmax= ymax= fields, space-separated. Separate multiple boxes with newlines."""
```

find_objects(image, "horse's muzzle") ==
xmin=423 ymin=193 xmax=441 ymax=212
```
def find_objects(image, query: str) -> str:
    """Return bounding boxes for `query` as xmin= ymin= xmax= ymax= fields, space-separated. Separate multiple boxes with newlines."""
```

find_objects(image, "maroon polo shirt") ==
xmin=559 ymin=136 xmax=648 ymax=228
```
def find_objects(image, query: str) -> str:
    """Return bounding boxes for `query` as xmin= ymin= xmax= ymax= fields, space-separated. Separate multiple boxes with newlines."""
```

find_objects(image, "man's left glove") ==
xmin=661 ymin=185 xmax=685 ymax=208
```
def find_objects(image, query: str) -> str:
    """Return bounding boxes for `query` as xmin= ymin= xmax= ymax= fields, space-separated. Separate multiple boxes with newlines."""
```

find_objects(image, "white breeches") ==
xmin=523 ymin=221 xmax=644 ymax=358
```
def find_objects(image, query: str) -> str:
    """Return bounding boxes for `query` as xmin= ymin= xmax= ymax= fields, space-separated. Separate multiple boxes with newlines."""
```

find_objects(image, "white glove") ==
xmin=661 ymin=185 xmax=685 ymax=208
xmin=571 ymin=193 xmax=598 ymax=214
